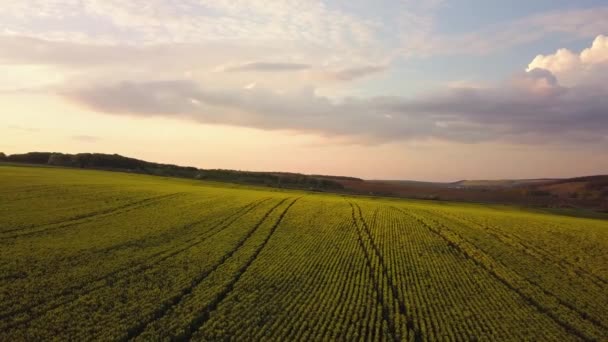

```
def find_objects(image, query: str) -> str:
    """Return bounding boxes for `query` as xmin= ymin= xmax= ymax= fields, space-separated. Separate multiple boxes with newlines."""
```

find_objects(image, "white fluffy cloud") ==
xmin=527 ymin=35 xmax=608 ymax=86
xmin=581 ymin=35 xmax=608 ymax=64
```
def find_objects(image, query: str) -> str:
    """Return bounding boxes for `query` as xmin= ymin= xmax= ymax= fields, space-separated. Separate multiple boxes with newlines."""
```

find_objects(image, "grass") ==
xmin=1 ymin=164 xmax=607 ymax=341
xmin=533 ymin=207 xmax=608 ymax=220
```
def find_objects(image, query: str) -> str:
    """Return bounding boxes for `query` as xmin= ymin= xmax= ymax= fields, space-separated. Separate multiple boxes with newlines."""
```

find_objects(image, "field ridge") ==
xmin=1 ymin=165 xmax=606 ymax=341
xmin=126 ymin=197 xmax=297 ymax=340
xmin=396 ymin=207 xmax=603 ymax=341
xmin=0 ymin=197 xmax=271 ymax=329
xmin=183 ymin=197 xmax=301 ymax=341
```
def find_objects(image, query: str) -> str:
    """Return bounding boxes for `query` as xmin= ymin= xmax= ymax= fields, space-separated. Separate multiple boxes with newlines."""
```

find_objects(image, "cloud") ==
xmin=2 ymin=1 xmax=607 ymax=66
xmin=3 ymin=4 xmax=607 ymax=146
xmin=528 ymin=48 xmax=580 ymax=74
xmin=314 ymin=65 xmax=388 ymax=82
xmin=581 ymin=34 xmax=608 ymax=64
xmin=8 ymin=125 xmax=39 ymax=133
xmin=0 ymin=35 xmax=149 ymax=67
xmin=527 ymin=34 xmax=608 ymax=86
xmin=0 ymin=34 xmax=387 ymax=93
xmin=72 ymin=135 xmax=102 ymax=143
xmin=0 ymin=0 xmax=379 ymax=52
xmin=56 ymin=36 xmax=608 ymax=145
xmin=0 ymin=35 xmax=279 ymax=70
xmin=60 ymin=64 xmax=608 ymax=145
xmin=222 ymin=62 xmax=312 ymax=72
xmin=404 ymin=7 xmax=608 ymax=56
xmin=59 ymin=79 xmax=416 ymax=141
xmin=0 ymin=0 xmax=389 ymax=89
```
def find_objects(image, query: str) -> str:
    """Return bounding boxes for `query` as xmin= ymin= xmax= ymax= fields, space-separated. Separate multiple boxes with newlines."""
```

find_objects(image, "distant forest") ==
xmin=0 ymin=152 xmax=362 ymax=191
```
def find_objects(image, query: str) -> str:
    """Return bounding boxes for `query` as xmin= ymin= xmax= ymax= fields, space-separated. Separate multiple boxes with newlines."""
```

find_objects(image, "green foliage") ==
xmin=0 ymin=165 xmax=607 ymax=341
xmin=6 ymin=151 xmax=52 ymax=164
xmin=5 ymin=152 xmax=347 ymax=191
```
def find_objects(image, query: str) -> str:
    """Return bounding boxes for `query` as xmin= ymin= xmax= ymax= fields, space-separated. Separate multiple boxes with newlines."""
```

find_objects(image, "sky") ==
xmin=1 ymin=1 xmax=607 ymax=181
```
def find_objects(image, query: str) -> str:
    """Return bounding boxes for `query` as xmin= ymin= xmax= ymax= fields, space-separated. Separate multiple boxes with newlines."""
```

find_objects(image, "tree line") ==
xmin=0 ymin=152 xmax=357 ymax=191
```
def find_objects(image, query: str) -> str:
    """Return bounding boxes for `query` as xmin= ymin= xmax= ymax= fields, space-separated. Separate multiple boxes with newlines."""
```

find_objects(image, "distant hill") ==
xmin=336 ymin=176 xmax=608 ymax=212
xmin=0 ymin=152 xmax=360 ymax=191
xmin=1 ymin=151 xmax=606 ymax=212
xmin=374 ymin=178 xmax=558 ymax=189
xmin=368 ymin=180 xmax=448 ymax=188
xmin=450 ymin=179 xmax=556 ymax=188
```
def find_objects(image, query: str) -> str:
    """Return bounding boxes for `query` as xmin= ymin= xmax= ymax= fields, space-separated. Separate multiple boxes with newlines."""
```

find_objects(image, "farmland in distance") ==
xmin=1 ymin=165 xmax=607 ymax=341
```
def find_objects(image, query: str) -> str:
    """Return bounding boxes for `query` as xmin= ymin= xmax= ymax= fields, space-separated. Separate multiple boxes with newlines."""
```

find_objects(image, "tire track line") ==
xmin=354 ymin=204 xmax=406 ymax=312
xmin=394 ymin=207 xmax=597 ymax=342
xmin=440 ymin=210 xmax=608 ymax=287
xmin=183 ymin=197 xmax=300 ymax=341
xmin=0 ymin=184 xmax=58 ymax=197
xmin=0 ymin=186 xmax=124 ymax=204
xmin=354 ymin=203 xmax=422 ymax=342
xmin=2 ymin=193 xmax=178 ymax=233
xmin=80 ymin=196 xmax=225 ymax=258
xmin=1 ymin=193 xmax=184 ymax=239
xmin=420 ymin=209 xmax=608 ymax=333
xmin=0 ymin=198 xmax=271 ymax=329
xmin=348 ymin=203 xmax=399 ymax=342
xmin=127 ymin=197 xmax=299 ymax=341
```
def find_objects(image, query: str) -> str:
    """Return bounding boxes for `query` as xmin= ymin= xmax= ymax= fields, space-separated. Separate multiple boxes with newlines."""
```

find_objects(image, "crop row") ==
xmin=359 ymin=203 xmax=583 ymax=341
xmin=192 ymin=197 xmax=390 ymax=341
xmin=3 ymin=195 xmax=280 ymax=336
xmin=2 ymin=168 xmax=607 ymax=341
xmin=398 ymin=206 xmax=606 ymax=341
xmin=0 ymin=196 xmax=272 ymax=329
xmin=427 ymin=208 xmax=608 ymax=328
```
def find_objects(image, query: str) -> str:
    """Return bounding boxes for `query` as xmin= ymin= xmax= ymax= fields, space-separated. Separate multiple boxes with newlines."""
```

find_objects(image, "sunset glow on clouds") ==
xmin=1 ymin=1 xmax=607 ymax=180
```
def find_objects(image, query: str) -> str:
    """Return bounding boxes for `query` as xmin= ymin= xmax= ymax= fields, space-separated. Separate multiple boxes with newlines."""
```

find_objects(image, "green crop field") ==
xmin=1 ymin=165 xmax=607 ymax=341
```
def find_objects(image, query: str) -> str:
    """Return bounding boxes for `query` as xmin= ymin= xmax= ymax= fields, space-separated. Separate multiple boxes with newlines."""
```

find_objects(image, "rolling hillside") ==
xmin=1 ymin=164 xmax=607 ymax=340
xmin=2 ymin=152 xmax=607 ymax=212
xmin=0 ymin=152 xmax=355 ymax=191
xmin=338 ymin=176 xmax=608 ymax=212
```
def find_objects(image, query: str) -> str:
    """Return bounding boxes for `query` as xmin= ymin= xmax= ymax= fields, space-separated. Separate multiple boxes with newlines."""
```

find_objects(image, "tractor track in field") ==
xmin=126 ymin=197 xmax=300 ymax=341
xmin=394 ymin=207 xmax=600 ymax=342
xmin=76 ymin=196 xmax=227 ymax=258
xmin=0 ymin=193 xmax=185 ymax=239
xmin=1 ymin=192 xmax=179 ymax=233
xmin=350 ymin=202 xmax=421 ymax=342
xmin=349 ymin=204 xmax=398 ymax=342
xmin=436 ymin=210 xmax=608 ymax=288
xmin=356 ymin=204 xmax=423 ymax=342
xmin=0 ymin=184 xmax=61 ymax=197
xmin=0 ymin=198 xmax=272 ymax=330
xmin=417 ymin=208 xmax=608 ymax=333
xmin=177 ymin=197 xmax=301 ymax=341
xmin=1 ymin=199 xmax=233 ymax=286
xmin=0 ymin=186 xmax=121 ymax=203
xmin=0 ymin=196 xmax=245 ymax=285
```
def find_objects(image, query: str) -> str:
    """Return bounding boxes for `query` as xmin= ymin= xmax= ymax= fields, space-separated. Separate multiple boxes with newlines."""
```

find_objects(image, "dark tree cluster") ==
xmin=4 ymin=152 xmax=347 ymax=191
